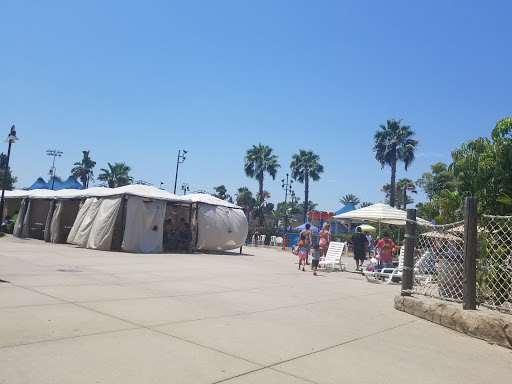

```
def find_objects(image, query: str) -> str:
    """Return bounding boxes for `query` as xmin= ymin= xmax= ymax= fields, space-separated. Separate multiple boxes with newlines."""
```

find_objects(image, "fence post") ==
xmin=463 ymin=197 xmax=478 ymax=310
xmin=401 ymin=209 xmax=416 ymax=296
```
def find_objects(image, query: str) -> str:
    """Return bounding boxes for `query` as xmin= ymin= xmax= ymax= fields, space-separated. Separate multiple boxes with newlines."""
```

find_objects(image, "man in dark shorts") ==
xmin=351 ymin=227 xmax=368 ymax=271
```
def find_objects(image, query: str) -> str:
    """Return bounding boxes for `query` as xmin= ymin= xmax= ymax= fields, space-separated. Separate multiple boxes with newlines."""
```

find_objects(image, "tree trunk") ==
xmin=403 ymin=189 xmax=407 ymax=210
xmin=258 ymin=170 xmax=264 ymax=226
xmin=390 ymin=149 xmax=397 ymax=207
xmin=304 ymin=171 xmax=309 ymax=223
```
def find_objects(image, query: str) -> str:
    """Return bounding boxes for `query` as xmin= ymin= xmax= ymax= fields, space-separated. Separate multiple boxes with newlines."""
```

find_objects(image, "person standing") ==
xmin=297 ymin=234 xmax=308 ymax=271
xmin=351 ymin=227 xmax=368 ymax=271
xmin=318 ymin=223 xmax=331 ymax=258
xmin=299 ymin=223 xmax=313 ymax=266
xmin=254 ymin=228 xmax=259 ymax=247
xmin=365 ymin=231 xmax=372 ymax=258
xmin=374 ymin=232 xmax=396 ymax=268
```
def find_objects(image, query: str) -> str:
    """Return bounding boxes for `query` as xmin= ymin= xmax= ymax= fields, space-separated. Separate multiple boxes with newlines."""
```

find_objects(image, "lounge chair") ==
xmin=363 ymin=249 xmax=404 ymax=284
xmin=318 ymin=241 xmax=346 ymax=272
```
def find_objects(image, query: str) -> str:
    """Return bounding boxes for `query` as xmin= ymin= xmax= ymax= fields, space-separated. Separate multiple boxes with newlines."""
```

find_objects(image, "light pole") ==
xmin=281 ymin=173 xmax=293 ymax=237
xmin=181 ymin=182 xmax=189 ymax=195
xmin=290 ymin=190 xmax=296 ymax=216
xmin=0 ymin=126 xmax=19 ymax=229
xmin=46 ymin=149 xmax=63 ymax=190
xmin=173 ymin=149 xmax=187 ymax=194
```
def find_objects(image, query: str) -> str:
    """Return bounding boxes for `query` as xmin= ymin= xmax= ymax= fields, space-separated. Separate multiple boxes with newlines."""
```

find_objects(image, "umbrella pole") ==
xmin=379 ymin=221 xmax=381 ymax=238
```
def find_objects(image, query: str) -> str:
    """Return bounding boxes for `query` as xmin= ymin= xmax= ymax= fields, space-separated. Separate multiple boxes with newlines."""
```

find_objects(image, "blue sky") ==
xmin=1 ymin=0 xmax=511 ymax=211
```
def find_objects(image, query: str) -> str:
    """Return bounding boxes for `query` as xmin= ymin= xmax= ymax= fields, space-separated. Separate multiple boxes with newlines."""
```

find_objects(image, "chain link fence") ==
xmin=408 ymin=220 xmax=465 ymax=303
xmin=476 ymin=215 xmax=512 ymax=314
xmin=405 ymin=213 xmax=512 ymax=315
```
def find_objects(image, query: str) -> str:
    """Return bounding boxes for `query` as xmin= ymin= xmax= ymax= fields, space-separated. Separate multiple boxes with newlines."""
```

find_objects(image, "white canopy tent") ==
xmin=4 ymin=186 xmax=248 ymax=252
xmin=333 ymin=203 xmax=430 ymax=238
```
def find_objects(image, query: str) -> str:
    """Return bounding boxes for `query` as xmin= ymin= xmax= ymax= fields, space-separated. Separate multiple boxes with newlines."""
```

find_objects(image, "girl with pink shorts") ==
xmin=297 ymin=234 xmax=308 ymax=271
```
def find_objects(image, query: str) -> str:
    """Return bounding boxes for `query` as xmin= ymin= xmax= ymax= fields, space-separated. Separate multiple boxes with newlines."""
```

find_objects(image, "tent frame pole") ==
xmin=194 ymin=203 xmax=199 ymax=251
xmin=119 ymin=194 xmax=127 ymax=250
xmin=188 ymin=203 xmax=193 ymax=252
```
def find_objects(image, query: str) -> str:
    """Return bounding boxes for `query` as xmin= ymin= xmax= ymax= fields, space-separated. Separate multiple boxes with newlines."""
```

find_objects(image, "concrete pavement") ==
xmin=0 ymin=236 xmax=511 ymax=383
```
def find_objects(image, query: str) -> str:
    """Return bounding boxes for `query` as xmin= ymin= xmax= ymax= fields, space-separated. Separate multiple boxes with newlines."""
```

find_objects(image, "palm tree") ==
xmin=396 ymin=178 xmax=417 ymax=210
xmin=339 ymin=194 xmax=360 ymax=206
xmin=290 ymin=149 xmax=324 ymax=222
xmin=71 ymin=150 xmax=96 ymax=189
xmin=360 ymin=202 xmax=372 ymax=208
xmin=97 ymin=162 xmax=133 ymax=188
xmin=373 ymin=119 xmax=419 ymax=207
xmin=382 ymin=183 xmax=415 ymax=209
xmin=213 ymin=185 xmax=232 ymax=202
xmin=256 ymin=190 xmax=270 ymax=201
xmin=235 ymin=187 xmax=255 ymax=209
xmin=244 ymin=144 xmax=280 ymax=224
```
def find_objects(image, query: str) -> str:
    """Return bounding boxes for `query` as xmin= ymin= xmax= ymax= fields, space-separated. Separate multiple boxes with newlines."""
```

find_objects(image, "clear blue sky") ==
xmin=1 ymin=0 xmax=511 ymax=211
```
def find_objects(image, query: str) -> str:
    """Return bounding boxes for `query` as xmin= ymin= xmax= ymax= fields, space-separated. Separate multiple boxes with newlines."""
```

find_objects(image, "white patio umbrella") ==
xmin=332 ymin=203 xmax=430 ymax=237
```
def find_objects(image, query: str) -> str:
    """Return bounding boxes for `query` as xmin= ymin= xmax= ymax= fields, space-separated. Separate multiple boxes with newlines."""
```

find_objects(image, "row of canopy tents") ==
xmin=2 ymin=185 xmax=248 ymax=253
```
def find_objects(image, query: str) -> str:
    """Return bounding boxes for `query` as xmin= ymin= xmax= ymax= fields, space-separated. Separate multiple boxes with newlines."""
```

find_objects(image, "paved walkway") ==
xmin=1 ymin=236 xmax=511 ymax=383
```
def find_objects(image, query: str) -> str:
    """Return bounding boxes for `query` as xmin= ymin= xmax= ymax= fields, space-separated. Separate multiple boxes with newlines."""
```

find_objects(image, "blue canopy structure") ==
xmin=294 ymin=222 xmax=318 ymax=233
xmin=334 ymin=202 xmax=356 ymax=215
xmin=62 ymin=176 xmax=84 ymax=190
xmin=47 ymin=177 xmax=64 ymax=190
xmin=26 ymin=176 xmax=83 ymax=191
xmin=27 ymin=177 xmax=50 ymax=190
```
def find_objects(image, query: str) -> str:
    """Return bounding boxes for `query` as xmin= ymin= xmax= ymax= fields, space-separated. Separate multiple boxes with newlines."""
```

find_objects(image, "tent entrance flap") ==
xmin=67 ymin=197 xmax=122 ymax=250
xmin=122 ymin=197 xmax=165 ymax=253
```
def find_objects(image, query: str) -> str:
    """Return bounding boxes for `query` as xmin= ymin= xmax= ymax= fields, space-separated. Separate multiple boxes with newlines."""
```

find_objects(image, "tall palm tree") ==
xmin=244 ymin=144 xmax=280 ymax=224
xmin=71 ymin=150 xmax=96 ymax=189
xmin=97 ymin=162 xmax=133 ymax=188
xmin=360 ymin=202 xmax=372 ymax=208
xmin=373 ymin=119 xmax=419 ymax=207
xmin=290 ymin=149 xmax=324 ymax=222
xmin=339 ymin=194 xmax=360 ymax=206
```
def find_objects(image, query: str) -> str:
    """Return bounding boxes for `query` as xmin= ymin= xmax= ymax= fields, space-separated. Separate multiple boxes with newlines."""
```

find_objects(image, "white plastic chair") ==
xmin=259 ymin=235 xmax=266 ymax=245
xmin=275 ymin=236 xmax=283 ymax=246
xmin=270 ymin=236 xmax=277 ymax=246
xmin=318 ymin=242 xmax=346 ymax=272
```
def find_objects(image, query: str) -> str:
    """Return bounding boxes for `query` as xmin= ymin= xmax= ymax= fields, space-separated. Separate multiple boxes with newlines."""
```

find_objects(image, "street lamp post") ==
xmin=173 ymin=149 xmax=187 ymax=194
xmin=181 ymin=182 xmax=189 ymax=195
xmin=0 ymin=125 xmax=19 ymax=229
xmin=46 ymin=149 xmax=63 ymax=190
xmin=281 ymin=173 xmax=293 ymax=238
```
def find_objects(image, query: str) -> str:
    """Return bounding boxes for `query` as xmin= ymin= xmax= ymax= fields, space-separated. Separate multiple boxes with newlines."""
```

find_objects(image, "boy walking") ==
xmin=311 ymin=243 xmax=321 ymax=276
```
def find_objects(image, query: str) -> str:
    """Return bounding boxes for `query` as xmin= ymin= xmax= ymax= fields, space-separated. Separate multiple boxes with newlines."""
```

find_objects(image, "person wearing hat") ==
xmin=374 ymin=232 xmax=396 ymax=268
xmin=351 ymin=227 xmax=368 ymax=271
